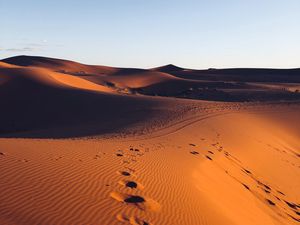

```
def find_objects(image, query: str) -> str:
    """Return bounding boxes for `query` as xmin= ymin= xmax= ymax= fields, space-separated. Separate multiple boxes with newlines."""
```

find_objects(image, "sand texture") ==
xmin=0 ymin=56 xmax=299 ymax=225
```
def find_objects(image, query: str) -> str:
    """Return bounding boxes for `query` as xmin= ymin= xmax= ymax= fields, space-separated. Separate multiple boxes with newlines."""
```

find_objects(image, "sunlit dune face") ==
xmin=192 ymin=111 xmax=300 ymax=225
xmin=49 ymin=70 xmax=115 ymax=93
xmin=0 ymin=62 xmax=19 ymax=68
xmin=0 ymin=65 xmax=115 ymax=93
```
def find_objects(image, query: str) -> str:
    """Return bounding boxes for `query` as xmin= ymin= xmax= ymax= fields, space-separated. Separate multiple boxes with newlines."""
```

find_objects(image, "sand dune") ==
xmin=84 ymin=71 xmax=178 ymax=89
xmin=0 ymin=103 xmax=299 ymax=225
xmin=154 ymin=67 xmax=300 ymax=83
xmin=2 ymin=55 xmax=117 ymax=75
xmin=0 ymin=55 xmax=299 ymax=225
xmin=0 ymin=60 xmax=173 ymax=137
xmin=4 ymin=55 xmax=300 ymax=101
xmin=0 ymin=63 xmax=113 ymax=92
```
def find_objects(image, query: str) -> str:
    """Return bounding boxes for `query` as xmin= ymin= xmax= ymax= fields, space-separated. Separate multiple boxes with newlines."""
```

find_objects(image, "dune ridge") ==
xmin=2 ymin=55 xmax=300 ymax=102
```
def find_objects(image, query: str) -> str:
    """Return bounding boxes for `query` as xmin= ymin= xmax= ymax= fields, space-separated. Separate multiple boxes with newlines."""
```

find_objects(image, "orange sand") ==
xmin=0 ymin=56 xmax=299 ymax=225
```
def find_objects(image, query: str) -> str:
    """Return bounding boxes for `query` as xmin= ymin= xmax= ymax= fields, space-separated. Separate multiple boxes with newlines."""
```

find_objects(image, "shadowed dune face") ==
xmin=155 ymin=67 xmax=300 ymax=83
xmin=152 ymin=64 xmax=185 ymax=73
xmin=0 ymin=63 xmax=169 ymax=138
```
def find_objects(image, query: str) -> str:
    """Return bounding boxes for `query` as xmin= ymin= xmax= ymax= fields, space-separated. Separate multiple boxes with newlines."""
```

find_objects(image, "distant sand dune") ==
xmin=0 ymin=61 xmax=172 ymax=137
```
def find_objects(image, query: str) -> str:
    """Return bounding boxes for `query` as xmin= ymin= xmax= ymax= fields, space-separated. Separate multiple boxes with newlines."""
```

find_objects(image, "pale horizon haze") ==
xmin=1 ymin=0 xmax=300 ymax=69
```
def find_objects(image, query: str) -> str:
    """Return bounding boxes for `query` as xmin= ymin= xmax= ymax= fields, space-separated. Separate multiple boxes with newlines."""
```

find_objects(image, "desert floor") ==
xmin=1 ymin=101 xmax=299 ymax=225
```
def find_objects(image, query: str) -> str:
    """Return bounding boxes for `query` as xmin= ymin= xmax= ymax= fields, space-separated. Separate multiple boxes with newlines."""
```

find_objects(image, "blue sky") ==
xmin=1 ymin=0 xmax=299 ymax=68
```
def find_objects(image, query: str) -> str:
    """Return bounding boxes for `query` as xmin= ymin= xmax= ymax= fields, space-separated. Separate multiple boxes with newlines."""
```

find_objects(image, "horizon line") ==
xmin=1 ymin=54 xmax=300 ymax=70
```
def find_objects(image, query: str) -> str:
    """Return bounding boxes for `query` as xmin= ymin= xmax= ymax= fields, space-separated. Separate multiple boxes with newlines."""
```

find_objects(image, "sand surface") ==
xmin=1 ymin=103 xmax=299 ymax=225
xmin=0 ymin=56 xmax=299 ymax=225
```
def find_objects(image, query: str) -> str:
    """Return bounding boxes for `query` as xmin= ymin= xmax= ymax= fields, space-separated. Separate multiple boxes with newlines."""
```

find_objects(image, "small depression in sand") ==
xmin=118 ymin=180 xmax=144 ymax=190
xmin=117 ymin=213 xmax=152 ymax=225
xmin=190 ymin=151 xmax=199 ymax=155
xmin=110 ymin=192 xmax=160 ymax=211
xmin=117 ymin=170 xmax=134 ymax=177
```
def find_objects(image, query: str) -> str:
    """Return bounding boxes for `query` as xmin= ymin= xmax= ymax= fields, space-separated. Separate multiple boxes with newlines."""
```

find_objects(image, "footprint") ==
xmin=275 ymin=196 xmax=281 ymax=201
xmin=243 ymin=169 xmax=252 ymax=175
xmin=19 ymin=159 xmax=29 ymax=163
xmin=116 ymin=214 xmax=151 ymax=225
xmin=55 ymin=156 xmax=63 ymax=161
xmin=285 ymin=201 xmax=299 ymax=210
xmin=205 ymin=155 xmax=213 ymax=161
xmin=93 ymin=154 xmax=101 ymax=159
xmin=116 ymin=213 xmax=128 ymax=222
xmin=117 ymin=171 xmax=133 ymax=177
xmin=110 ymin=192 xmax=160 ymax=211
xmin=242 ymin=183 xmax=250 ymax=190
xmin=129 ymin=216 xmax=151 ymax=225
xmin=257 ymin=181 xmax=271 ymax=191
xmin=277 ymin=190 xmax=285 ymax=196
xmin=266 ymin=199 xmax=276 ymax=206
xmin=190 ymin=151 xmax=199 ymax=155
xmin=125 ymin=195 xmax=145 ymax=203
xmin=288 ymin=214 xmax=300 ymax=222
xmin=118 ymin=180 xmax=144 ymax=190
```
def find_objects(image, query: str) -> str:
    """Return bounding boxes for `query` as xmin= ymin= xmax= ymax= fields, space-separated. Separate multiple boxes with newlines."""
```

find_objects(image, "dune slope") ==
xmin=0 ymin=103 xmax=299 ymax=225
xmin=0 ymin=62 xmax=170 ymax=137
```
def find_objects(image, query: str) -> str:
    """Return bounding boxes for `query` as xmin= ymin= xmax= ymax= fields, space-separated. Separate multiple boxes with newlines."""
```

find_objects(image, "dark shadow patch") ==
xmin=288 ymin=214 xmax=300 ymax=222
xmin=243 ymin=169 xmax=252 ymax=174
xmin=242 ymin=183 xmax=250 ymax=190
xmin=190 ymin=151 xmax=199 ymax=155
xmin=206 ymin=155 xmax=213 ymax=161
xmin=124 ymin=195 xmax=145 ymax=203
xmin=266 ymin=199 xmax=276 ymax=206
xmin=285 ymin=201 xmax=298 ymax=210
xmin=125 ymin=181 xmax=138 ymax=189
xmin=120 ymin=171 xmax=131 ymax=176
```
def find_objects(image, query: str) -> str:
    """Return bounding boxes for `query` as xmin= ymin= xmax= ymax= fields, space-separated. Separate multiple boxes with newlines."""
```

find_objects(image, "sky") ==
xmin=0 ymin=0 xmax=300 ymax=69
